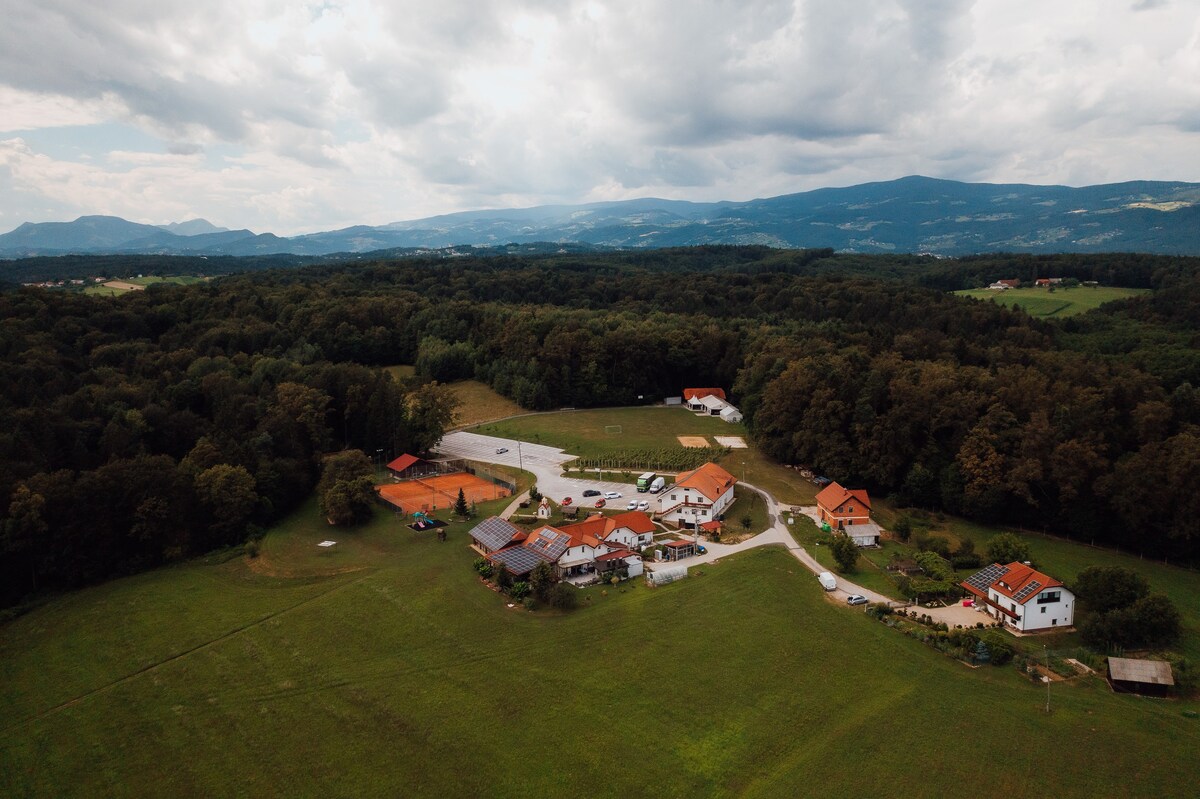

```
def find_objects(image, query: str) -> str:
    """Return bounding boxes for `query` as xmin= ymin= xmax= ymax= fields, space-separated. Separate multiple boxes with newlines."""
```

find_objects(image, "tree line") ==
xmin=2 ymin=248 xmax=1197 ymax=606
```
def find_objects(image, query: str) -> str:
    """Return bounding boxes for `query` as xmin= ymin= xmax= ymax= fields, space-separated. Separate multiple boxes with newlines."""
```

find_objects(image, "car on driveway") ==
xmin=582 ymin=489 xmax=600 ymax=497
xmin=636 ymin=500 xmax=649 ymax=511
xmin=496 ymin=447 xmax=508 ymax=454
xmin=626 ymin=500 xmax=638 ymax=510
xmin=561 ymin=497 xmax=573 ymax=506
xmin=846 ymin=594 xmax=868 ymax=606
xmin=594 ymin=498 xmax=606 ymax=508
xmin=604 ymin=491 xmax=621 ymax=499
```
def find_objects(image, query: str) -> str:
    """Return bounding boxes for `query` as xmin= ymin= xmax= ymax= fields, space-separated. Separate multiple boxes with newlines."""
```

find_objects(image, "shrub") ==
xmin=986 ymin=532 xmax=1031 ymax=566
xmin=529 ymin=485 xmax=542 ymax=502
xmin=495 ymin=564 xmax=513 ymax=590
xmin=951 ymin=553 xmax=983 ymax=570
xmin=893 ymin=515 xmax=912 ymax=542
xmin=830 ymin=535 xmax=859 ymax=572
xmin=549 ymin=582 xmax=578 ymax=610
xmin=245 ymin=540 xmax=260 ymax=559
xmin=509 ymin=581 xmax=530 ymax=600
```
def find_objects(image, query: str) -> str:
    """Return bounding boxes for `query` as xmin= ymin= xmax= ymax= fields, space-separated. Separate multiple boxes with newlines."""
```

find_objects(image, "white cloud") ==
xmin=1 ymin=0 xmax=1199 ymax=235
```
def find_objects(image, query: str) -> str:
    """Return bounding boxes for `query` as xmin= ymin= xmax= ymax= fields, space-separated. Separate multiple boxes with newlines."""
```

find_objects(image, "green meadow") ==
xmin=955 ymin=285 xmax=1150 ymax=317
xmin=2 ymin=492 xmax=1198 ymax=797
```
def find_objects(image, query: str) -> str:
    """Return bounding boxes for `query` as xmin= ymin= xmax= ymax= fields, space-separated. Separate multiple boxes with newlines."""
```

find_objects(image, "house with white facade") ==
xmin=481 ymin=517 xmax=644 ymax=583
xmin=961 ymin=562 xmax=1074 ymax=632
xmin=657 ymin=462 xmax=737 ymax=528
xmin=719 ymin=405 xmax=743 ymax=423
xmin=683 ymin=387 xmax=726 ymax=412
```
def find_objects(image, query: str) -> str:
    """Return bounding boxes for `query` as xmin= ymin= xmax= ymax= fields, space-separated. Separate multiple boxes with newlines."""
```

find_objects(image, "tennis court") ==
xmin=376 ymin=471 xmax=510 ymax=514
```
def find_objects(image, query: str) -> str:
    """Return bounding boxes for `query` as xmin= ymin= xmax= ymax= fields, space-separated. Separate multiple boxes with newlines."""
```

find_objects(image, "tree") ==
xmin=529 ymin=560 xmax=555 ymax=601
xmin=1073 ymin=565 xmax=1150 ymax=614
xmin=986 ymin=532 xmax=1031 ymax=565
xmin=892 ymin=515 xmax=912 ymax=542
xmin=193 ymin=464 xmax=259 ymax=544
xmin=548 ymin=582 xmax=578 ymax=610
xmin=454 ymin=487 xmax=469 ymax=518
xmin=495 ymin=563 xmax=513 ymax=590
xmin=830 ymin=534 xmax=859 ymax=572
xmin=407 ymin=382 xmax=461 ymax=454
xmin=1131 ymin=594 xmax=1182 ymax=649
xmin=322 ymin=476 xmax=375 ymax=526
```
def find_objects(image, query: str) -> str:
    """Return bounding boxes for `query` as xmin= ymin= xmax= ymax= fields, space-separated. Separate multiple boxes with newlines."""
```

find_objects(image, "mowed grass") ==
xmin=446 ymin=380 xmax=526 ymax=427
xmin=2 ymin=497 xmax=1197 ymax=797
xmin=955 ymin=286 xmax=1150 ymax=317
xmin=473 ymin=406 xmax=819 ymax=505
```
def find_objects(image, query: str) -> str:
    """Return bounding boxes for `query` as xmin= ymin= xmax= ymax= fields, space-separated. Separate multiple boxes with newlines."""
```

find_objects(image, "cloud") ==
xmin=0 ymin=0 xmax=1198 ymax=234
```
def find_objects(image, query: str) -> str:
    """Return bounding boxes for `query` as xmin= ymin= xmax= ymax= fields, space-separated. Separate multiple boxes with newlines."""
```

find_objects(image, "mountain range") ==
xmin=4 ymin=176 xmax=1200 ymax=258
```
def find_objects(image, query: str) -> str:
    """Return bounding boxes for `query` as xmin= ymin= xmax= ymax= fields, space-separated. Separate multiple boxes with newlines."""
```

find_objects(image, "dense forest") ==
xmin=2 ymin=248 xmax=1198 ymax=606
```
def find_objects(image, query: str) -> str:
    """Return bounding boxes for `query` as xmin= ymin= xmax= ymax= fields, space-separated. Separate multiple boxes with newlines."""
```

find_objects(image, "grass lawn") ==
xmin=719 ymin=485 xmax=773 ymax=542
xmin=446 ymin=380 xmax=526 ymax=427
xmin=955 ymin=286 xmax=1150 ymax=317
xmin=3 ymin=496 xmax=1197 ymax=797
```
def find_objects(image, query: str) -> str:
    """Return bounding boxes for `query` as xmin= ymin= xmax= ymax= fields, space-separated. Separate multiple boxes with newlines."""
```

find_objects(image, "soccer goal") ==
xmin=604 ymin=424 xmax=623 ymax=434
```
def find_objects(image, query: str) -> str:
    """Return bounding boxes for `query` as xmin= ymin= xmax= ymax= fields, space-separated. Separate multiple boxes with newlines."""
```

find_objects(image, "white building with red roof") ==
xmin=657 ymin=462 xmax=737 ymax=528
xmin=961 ymin=562 xmax=1074 ymax=632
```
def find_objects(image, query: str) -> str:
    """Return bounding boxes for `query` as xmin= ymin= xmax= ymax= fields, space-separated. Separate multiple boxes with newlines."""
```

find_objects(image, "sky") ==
xmin=2 ymin=0 xmax=1199 ymax=236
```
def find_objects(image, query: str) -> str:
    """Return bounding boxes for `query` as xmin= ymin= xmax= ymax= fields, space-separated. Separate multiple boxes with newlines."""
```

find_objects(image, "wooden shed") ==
xmin=1107 ymin=657 xmax=1174 ymax=697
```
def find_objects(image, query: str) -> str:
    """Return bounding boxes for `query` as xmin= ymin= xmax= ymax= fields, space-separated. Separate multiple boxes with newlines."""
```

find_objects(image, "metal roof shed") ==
xmin=1107 ymin=657 xmax=1174 ymax=697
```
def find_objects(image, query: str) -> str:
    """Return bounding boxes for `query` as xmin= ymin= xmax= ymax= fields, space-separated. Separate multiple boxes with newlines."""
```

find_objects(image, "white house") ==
xmin=697 ymin=394 xmax=728 ymax=416
xmin=843 ymin=522 xmax=881 ymax=547
xmin=683 ymin=388 xmax=726 ymax=412
xmin=961 ymin=562 xmax=1074 ymax=632
xmin=719 ymin=404 xmax=743 ymax=423
xmin=657 ymin=462 xmax=737 ymax=528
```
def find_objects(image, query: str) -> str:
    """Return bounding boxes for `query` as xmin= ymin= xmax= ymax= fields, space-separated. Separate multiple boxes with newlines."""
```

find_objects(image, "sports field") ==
xmin=376 ymin=471 xmax=509 ymax=513
xmin=2 ymin=498 xmax=1196 ymax=797
xmin=955 ymin=285 xmax=1149 ymax=317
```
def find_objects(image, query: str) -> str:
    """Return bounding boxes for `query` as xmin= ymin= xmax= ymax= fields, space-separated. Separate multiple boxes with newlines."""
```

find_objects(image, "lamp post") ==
xmin=1044 ymin=645 xmax=1051 ymax=714
xmin=517 ymin=441 xmax=523 ymax=474
xmin=375 ymin=448 xmax=383 ymax=478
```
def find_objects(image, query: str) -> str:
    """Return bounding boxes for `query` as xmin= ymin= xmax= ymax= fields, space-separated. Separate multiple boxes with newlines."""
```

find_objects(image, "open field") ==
xmin=445 ymin=380 xmax=527 ymax=427
xmin=955 ymin=286 xmax=1150 ymax=317
xmin=83 ymin=275 xmax=208 ymax=297
xmin=473 ymin=406 xmax=819 ymax=505
xmin=3 ymin=498 xmax=1199 ymax=797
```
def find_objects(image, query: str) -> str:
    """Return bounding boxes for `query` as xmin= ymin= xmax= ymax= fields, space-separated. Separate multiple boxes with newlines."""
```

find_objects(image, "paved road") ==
xmin=439 ymin=430 xmax=983 ymax=622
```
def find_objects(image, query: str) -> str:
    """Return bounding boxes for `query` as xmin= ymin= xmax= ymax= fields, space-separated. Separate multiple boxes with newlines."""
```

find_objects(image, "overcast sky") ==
xmin=2 ymin=0 xmax=1198 ymax=235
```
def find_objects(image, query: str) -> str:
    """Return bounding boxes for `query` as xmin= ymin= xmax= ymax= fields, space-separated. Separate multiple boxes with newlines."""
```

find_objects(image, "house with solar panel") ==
xmin=471 ymin=516 xmax=645 ymax=584
xmin=961 ymin=562 xmax=1074 ymax=632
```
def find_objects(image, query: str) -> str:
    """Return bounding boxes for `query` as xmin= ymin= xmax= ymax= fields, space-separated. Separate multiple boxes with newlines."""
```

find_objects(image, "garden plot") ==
xmin=714 ymin=436 xmax=747 ymax=448
xmin=677 ymin=436 xmax=709 ymax=448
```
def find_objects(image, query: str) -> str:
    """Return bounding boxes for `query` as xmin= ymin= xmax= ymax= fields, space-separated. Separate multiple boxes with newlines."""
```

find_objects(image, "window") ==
xmin=671 ymin=494 xmax=677 ymax=500
xmin=847 ymin=506 xmax=853 ymax=513
xmin=1037 ymin=591 xmax=1061 ymax=604
xmin=1041 ymin=607 xmax=1046 ymax=614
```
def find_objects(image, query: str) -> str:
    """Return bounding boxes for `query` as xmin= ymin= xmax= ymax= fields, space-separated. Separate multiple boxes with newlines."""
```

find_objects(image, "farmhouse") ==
xmin=815 ymin=482 xmax=872 ymax=530
xmin=559 ymin=510 xmax=657 ymax=549
xmin=1107 ymin=657 xmax=1174 ymax=698
xmin=475 ymin=516 xmax=644 ymax=582
xmin=961 ymin=562 xmax=1074 ymax=632
xmin=1034 ymin=277 xmax=1064 ymax=287
xmin=988 ymin=279 xmax=1020 ymax=290
xmin=658 ymin=462 xmax=737 ymax=528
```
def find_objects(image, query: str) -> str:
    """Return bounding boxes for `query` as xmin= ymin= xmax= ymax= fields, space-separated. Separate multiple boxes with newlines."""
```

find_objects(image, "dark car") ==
xmin=582 ymin=489 xmax=601 ymax=497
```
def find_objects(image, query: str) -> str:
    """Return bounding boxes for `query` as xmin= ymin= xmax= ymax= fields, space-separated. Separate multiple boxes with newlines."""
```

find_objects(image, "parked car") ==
xmin=697 ymin=545 xmax=707 ymax=555
xmin=582 ymin=489 xmax=600 ymax=497
xmin=636 ymin=500 xmax=649 ymax=511
xmin=604 ymin=491 xmax=621 ymax=499
xmin=846 ymin=594 xmax=868 ymax=606
xmin=626 ymin=500 xmax=638 ymax=510
xmin=561 ymin=497 xmax=573 ymax=506
xmin=594 ymin=498 xmax=606 ymax=508
xmin=495 ymin=447 xmax=508 ymax=454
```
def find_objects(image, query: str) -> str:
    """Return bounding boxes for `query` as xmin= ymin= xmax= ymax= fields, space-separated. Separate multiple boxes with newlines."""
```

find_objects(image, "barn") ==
xmin=1107 ymin=657 xmax=1174 ymax=698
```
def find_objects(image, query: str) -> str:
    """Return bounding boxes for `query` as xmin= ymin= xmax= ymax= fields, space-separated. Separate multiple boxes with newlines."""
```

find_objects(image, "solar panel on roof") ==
xmin=1013 ymin=580 xmax=1042 ymax=601
xmin=965 ymin=563 xmax=1009 ymax=593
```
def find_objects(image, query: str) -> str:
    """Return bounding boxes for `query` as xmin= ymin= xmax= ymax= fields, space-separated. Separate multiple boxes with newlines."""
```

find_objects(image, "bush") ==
xmin=548 ymin=582 xmax=578 ymax=610
xmin=951 ymin=553 xmax=983 ymax=570
xmin=529 ymin=485 xmax=542 ymax=502
xmin=892 ymin=515 xmax=913 ymax=542
xmin=915 ymin=534 xmax=952 ymax=558
xmin=509 ymin=581 xmax=530 ymax=600
xmin=495 ymin=564 xmax=513 ymax=590
xmin=245 ymin=540 xmax=260 ymax=559
xmin=1073 ymin=565 xmax=1150 ymax=614
xmin=830 ymin=535 xmax=859 ymax=572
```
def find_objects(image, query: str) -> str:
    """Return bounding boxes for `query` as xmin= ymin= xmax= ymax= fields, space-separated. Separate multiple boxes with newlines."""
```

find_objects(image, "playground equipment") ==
xmin=412 ymin=510 xmax=434 ymax=529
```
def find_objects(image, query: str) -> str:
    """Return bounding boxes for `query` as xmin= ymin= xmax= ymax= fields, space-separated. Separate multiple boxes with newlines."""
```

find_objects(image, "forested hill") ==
xmin=1 ymin=249 xmax=1198 ymax=606
xmin=5 ymin=176 xmax=1200 ymax=257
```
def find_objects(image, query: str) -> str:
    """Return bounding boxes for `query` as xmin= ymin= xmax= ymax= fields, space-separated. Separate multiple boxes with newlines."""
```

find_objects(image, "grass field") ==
xmin=83 ymin=275 xmax=208 ymax=297
xmin=3 ymin=495 xmax=1198 ymax=797
xmin=955 ymin=286 xmax=1150 ymax=317
xmin=445 ymin=380 xmax=526 ymax=427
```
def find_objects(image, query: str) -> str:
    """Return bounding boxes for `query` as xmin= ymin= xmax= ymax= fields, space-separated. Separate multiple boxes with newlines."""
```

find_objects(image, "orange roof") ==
xmin=814 ymin=482 xmax=871 ymax=513
xmin=683 ymin=387 xmax=726 ymax=401
xmin=672 ymin=462 xmax=737 ymax=502
xmin=991 ymin=562 xmax=1064 ymax=605
xmin=559 ymin=511 xmax=656 ymax=542
xmin=698 ymin=520 xmax=721 ymax=532
xmin=386 ymin=453 xmax=425 ymax=472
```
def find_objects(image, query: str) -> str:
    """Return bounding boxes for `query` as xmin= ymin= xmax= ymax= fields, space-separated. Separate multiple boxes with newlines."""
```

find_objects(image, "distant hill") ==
xmin=4 ymin=176 xmax=1200 ymax=257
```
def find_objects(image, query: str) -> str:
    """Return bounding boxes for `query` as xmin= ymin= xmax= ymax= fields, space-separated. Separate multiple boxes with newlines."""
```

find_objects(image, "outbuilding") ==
xmin=1107 ymin=657 xmax=1174 ymax=697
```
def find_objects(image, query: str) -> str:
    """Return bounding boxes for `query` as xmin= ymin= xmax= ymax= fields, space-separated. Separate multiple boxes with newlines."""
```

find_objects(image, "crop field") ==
xmin=2 ymin=496 xmax=1197 ymax=797
xmin=955 ymin=286 xmax=1150 ymax=317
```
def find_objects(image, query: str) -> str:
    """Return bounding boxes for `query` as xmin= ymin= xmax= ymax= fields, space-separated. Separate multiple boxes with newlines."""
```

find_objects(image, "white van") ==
xmin=817 ymin=571 xmax=837 ymax=592
xmin=649 ymin=476 xmax=666 ymax=493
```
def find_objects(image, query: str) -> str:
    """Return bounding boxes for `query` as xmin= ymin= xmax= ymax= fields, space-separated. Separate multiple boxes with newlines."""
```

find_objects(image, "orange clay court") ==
xmin=376 ymin=472 xmax=509 ymax=514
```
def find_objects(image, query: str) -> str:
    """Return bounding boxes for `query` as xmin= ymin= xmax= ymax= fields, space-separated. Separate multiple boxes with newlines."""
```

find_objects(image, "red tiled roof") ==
xmin=814 ymin=482 xmax=871 ymax=513
xmin=608 ymin=511 xmax=656 ymax=535
xmin=683 ymin=388 xmax=727 ymax=401
xmin=698 ymin=521 xmax=721 ymax=532
xmin=673 ymin=462 xmax=737 ymax=502
xmin=559 ymin=511 xmax=656 ymax=541
xmin=386 ymin=453 xmax=425 ymax=472
xmin=991 ymin=562 xmax=1063 ymax=605
xmin=665 ymin=539 xmax=694 ymax=548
